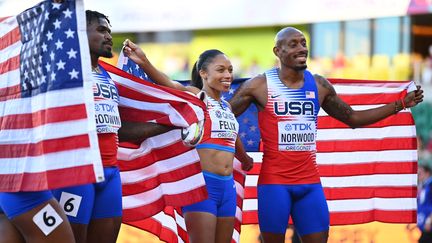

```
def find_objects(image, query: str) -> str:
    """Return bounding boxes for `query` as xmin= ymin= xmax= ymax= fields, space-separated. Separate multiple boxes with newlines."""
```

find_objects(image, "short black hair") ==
xmin=85 ymin=10 xmax=110 ymax=26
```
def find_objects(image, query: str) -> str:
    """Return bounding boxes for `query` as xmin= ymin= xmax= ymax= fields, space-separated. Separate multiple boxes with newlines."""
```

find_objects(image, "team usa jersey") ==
xmin=93 ymin=65 xmax=121 ymax=167
xmin=196 ymin=96 xmax=239 ymax=153
xmin=258 ymin=68 xmax=321 ymax=185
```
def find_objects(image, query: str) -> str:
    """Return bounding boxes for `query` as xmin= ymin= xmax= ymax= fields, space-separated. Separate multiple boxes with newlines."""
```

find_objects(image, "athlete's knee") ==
xmin=300 ymin=230 xmax=329 ymax=243
xmin=260 ymin=232 xmax=286 ymax=243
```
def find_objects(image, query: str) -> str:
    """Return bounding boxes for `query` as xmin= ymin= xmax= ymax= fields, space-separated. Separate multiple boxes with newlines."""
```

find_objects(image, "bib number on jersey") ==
xmin=94 ymin=100 xmax=121 ymax=133
xmin=209 ymin=108 xmax=238 ymax=139
xmin=277 ymin=120 xmax=316 ymax=151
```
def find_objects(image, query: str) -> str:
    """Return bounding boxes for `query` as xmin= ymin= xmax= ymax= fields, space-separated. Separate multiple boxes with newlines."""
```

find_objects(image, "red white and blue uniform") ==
xmin=93 ymin=65 xmax=121 ymax=167
xmin=183 ymin=96 xmax=239 ymax=217
xmin=52 ymin=65 xmax=122 ymax=224
xmin=196 ymin=96 xmax=238 ymax=153
xmin=257 ymin=68 xmax=329 ymax=236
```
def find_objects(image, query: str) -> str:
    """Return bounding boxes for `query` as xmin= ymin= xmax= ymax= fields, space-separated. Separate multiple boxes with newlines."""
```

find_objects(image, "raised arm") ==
xmin=122 ymin=39 xmax=199 ymax=93
xmin=317 ymin=75 xmax=424 ymax=128
xmin=229 ymin=74 xmax=267 ymax=116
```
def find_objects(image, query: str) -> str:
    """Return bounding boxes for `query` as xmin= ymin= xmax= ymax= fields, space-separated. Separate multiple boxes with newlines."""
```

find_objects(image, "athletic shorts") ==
xmin=52 ymin=167 xmax=122 ymax=224
xmin=182 ymin=171 xmax=236 ymax=217
xmin=257 ymin=183 xmax=329 ymax=236
xmin=0 ymin=190 xmax=53 ymax=219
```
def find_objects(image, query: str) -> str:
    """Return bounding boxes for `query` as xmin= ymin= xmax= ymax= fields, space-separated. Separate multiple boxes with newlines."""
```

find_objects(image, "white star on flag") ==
xmin=64 ymin=28 xmax=75 ymax=38
xmin=63 ymin=8 xmax=73 ymax=18
xmin=68 ymin=69 xmax=79 ymax=79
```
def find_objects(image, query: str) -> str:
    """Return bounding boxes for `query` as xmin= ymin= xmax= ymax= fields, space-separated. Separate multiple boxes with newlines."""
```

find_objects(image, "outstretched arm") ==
xmin=317 ymin=75 xmax=424 ymax=128
xmin=118 ymin=121 xmax=174 ymax=143
xmin=122 ymin=39 xmax=199 ymax=93
xmin=229 ymin=74 xmax=267 ymax=116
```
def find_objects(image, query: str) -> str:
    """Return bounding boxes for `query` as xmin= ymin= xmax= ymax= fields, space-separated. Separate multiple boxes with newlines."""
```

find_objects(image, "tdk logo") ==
xmin=274 ymin=101 xmax=314 ymax=115
xmin=95 ymin=103 xmax=115 ymax=112
xmin=284 ymin=123 xmax=312 ymax=131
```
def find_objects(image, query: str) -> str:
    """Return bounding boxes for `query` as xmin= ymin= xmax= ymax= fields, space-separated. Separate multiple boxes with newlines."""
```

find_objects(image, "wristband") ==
xmin=394 ymin=101 xmax=402 ymax=114
xmin=400 ymin=98 xmax=406 ymax=109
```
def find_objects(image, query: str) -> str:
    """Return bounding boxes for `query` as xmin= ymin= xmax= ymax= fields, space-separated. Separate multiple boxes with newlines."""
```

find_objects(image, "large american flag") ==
xmin=98 ymin=61 xmax=208 ymax=225
xmin=239 ymin=80 xmax=418 ymax=226
xmin=116 ymin=56 xmax=418 ymax=242
xmin=0 ymin=0 xmax=104 ymax=192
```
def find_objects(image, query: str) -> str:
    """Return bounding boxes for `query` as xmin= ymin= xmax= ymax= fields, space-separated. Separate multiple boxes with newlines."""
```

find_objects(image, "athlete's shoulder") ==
xmin=312 ymin=73 xmax=326 ymax=83
xmin=313 ymin=73 xmax=335 ymax=93
xmin=247 ymin=73 xmax=267 ymax=86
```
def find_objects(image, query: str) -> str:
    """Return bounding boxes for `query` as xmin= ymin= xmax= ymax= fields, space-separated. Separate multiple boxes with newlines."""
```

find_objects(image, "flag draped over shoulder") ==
xmin=129 ymin=78 xmax=417 ymax=243
xmin=98 ymin=61 xmax=208 ymax=224
xmin=0 ymin=0 xmax=103 ymax=192
xmin=240 ymin=79 xmax=418 ymax=226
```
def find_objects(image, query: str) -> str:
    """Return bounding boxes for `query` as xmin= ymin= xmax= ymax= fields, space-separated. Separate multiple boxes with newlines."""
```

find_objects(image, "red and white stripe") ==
xmin=242 ymin=79 xmax=417 ymax=225
xmin=0 ymin=0 xmax=103 ymax=192
xmin=123 ymin=158 xmax=246 ymax=243
xmin=99 ymin=61 xmax=208 ymax=223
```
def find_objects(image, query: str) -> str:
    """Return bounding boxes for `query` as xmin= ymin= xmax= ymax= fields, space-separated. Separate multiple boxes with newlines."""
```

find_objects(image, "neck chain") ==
xmin=207 ymin=96 xmax=226 ymax=110
xmin=92 ymin=66 xmax=101 ymax=73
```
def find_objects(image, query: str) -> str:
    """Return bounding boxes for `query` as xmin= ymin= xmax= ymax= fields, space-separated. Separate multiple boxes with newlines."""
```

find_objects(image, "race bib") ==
xmin=94 ymin=100 xmax=121 ymax=133
xmin=93 ymin=72 xmax=121 ymax=133
xmin=58 ymin=192 xmax=82 ymax=217
xmin=208 ymin=108 xmax=238 ymax=140
xmin=32 ymin=204 xmax=63 ymax=236
xmin=277 ymin=120 xmax=316 ymax=151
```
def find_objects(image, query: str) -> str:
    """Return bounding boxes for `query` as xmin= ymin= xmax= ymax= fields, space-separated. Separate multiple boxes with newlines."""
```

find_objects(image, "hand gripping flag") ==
xmin=98 ymin=61 xmax=208 ymax=224
xmin=0 ymin=0 xmax=103 ymax=192
xmin=239 ymin=80 xmax=418 ymax=226
xmin=114 ymin=51 xmax=418 ymax=242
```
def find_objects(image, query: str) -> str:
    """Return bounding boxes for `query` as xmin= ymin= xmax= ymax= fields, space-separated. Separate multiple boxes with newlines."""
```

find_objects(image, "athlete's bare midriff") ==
xmin=197 ymin=148 xmax=235 ymax=176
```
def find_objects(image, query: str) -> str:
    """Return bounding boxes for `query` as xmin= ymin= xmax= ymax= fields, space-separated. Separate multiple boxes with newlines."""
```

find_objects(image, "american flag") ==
xmin=112 ymin=52 xmax=249 ymax=242
xmin=112 ymin=48 xmax=416 ymax=242
xmin=240 ymin=79 xmax=418 ymax=226
xmin=117 ymin=49 xmax=152 ymax=81
xmin=120 ymin=75 xmax=417 ymax=242
xmin=98 ymin=61 xmax=208 ymax=224
xmin=305 ymin=90 xmax=315 ymax=99
xmin=0 ymin=0 xmax=104 ymax=192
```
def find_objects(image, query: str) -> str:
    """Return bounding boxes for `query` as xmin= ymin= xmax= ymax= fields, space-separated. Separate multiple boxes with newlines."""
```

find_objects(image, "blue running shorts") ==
xmin=182 ymin=170 xmax=236 ymax=217
xmin=257 ymin=183 xmax=329 ymax=236
xmin=0 ymin=190 xmax=53 ymax=219
xmin=52 ymin=167 xmax=122 ymax=224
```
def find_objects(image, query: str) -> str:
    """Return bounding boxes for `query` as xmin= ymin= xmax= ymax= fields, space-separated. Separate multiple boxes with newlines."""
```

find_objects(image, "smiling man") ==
xmin=228 ymin=27 xmax=424 ymax=243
